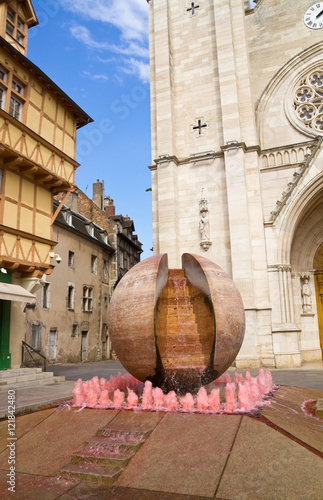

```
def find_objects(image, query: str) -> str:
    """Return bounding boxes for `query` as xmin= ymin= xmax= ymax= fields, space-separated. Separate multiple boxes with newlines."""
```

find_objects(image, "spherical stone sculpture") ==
xmin=108 ymin=253 xmax=245 ymax=393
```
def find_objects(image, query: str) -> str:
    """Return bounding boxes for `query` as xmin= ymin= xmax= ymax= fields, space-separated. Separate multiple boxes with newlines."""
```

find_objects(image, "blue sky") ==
xmin=27 ymin=0 xmax=153 ymax=258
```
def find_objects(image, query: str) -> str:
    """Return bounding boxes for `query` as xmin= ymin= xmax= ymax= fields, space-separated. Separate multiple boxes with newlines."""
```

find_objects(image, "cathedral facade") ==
xmin=147 ymin=0 xmax=323 ymax=368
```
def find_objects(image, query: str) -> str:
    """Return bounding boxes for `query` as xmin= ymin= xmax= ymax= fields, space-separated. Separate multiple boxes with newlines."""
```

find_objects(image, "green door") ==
xmin=0 ymin=271 xmax=12 ymax=370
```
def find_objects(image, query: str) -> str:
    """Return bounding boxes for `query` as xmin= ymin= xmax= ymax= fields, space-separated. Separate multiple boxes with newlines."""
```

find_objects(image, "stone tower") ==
xmin=147 ymin=0 xmax=323 ymax=368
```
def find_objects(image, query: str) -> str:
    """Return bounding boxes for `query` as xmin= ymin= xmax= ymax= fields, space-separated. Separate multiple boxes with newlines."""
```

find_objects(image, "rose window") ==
xmin=294 ymin=70 xmax=323 ymax=134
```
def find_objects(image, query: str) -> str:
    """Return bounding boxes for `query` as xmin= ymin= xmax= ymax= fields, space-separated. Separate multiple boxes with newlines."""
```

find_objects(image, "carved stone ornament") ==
xmin=294 ymin=69 xmax=323 ymax=134
xmin=199 ymin=188 xmax=212 ymax=251
xmin=301 ymin=272 xmax=313 ymax=313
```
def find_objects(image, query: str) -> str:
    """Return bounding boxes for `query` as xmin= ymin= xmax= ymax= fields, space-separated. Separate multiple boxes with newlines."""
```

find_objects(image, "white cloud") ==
xmin=82 ymin=71 xmax=109 ymax=82
xmin=70 ymin=25 xmax=108 ymax=49
xmin=61 ymin=1 xmax=150 ymax=84
xmin=60 ymin=0 xmax=148 ymax=42
xmin=121 ymin=58 xmax=150 ymax=84
xmin=70 ymin=26 xmax=149 ymax=59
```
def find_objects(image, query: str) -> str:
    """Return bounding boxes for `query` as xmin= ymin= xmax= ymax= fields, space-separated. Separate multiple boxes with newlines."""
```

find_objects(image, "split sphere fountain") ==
xmin=108 ymin=253 xmax=245 ymax=393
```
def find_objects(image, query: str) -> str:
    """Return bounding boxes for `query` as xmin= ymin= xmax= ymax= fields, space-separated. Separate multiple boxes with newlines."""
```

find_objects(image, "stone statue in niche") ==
xmin=199 ymin=188 xmax=212 ymax=251
xmin=301 ymin=273 xmax=312 ymax=313
xmin=199 ymin=212 xmax=209 ymax=241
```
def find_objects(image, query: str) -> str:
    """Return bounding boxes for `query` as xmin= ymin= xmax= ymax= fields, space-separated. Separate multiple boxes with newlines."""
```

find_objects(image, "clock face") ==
xmin=304 ymin=3 xmax=323 ymax=29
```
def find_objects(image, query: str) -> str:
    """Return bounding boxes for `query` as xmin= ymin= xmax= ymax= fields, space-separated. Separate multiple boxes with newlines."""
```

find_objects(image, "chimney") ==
xmin=65 ymin=192 xmax=78 ymax=212
xmin=104 ymin=195 xmax=115 ymax=216
xmin=93 ymin=180 xmax=104 ymax=209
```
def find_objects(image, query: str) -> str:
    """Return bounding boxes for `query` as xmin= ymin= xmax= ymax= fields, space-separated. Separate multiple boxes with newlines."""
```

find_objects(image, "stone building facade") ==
xmin=68 ymin=181 xmax=143 ymax=289
xmin=147 ymin=0 xmax=323 ymax=367
xmin=25 ymin=200 xmax=115 ymax=363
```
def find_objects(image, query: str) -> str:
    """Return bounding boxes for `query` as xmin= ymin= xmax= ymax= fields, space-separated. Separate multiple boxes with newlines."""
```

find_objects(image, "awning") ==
xmin=0 ymin=283 xmax=36 ymax=303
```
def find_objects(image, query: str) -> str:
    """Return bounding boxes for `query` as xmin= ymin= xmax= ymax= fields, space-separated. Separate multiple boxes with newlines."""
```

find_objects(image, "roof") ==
xmin=0 ymin=37 xmax=93 ymax=129
xmin=53 ymin=201 xmax=115 ymax=254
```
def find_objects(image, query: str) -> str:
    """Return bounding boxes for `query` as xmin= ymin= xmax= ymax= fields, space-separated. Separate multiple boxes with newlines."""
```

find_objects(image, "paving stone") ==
xmin=262 ymin=386 xmax=323 ymax=453
xmin=0 ymin=408 xmax=56 ymax=453
xmin=105 ymin=408 xmax=165 ymax=433
xmin=0 ymin=407 xmax=118 ymax=476
xmin=216 ymin=416 xmax=323 ymax=500
xmin=116 ymin=412 xmax=241 ymax=497
xmin=59 ymin=484 xmax=211 ymax=500
xmin=0 ymin=469 xmax=77 ymax=500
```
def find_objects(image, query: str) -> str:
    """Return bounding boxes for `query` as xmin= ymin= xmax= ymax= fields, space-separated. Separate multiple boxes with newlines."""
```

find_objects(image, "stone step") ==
xmin=0 ymin=367 xmax=42 ymax=378
xmin=97 ymin=427 xmax=151 ymax=442
xmin=59 ymin=462 xmax=122 ymax=486
xmin=0 ymin=371 xmax=54 ymax=385
xmin=71 ymin=449 xmax=134 ymax=468
xmin=0 ymin=375 xmax=65 ymax=391
xmin=85 ymin=436 xmax=145 ymax=454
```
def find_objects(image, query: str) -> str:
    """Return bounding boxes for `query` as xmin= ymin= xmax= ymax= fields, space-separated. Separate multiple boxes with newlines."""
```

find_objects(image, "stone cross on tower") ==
xmin=187 ymin=2 xmax=200 ymax=15
xmin=193 ymin=119 xmax=207 ymax=135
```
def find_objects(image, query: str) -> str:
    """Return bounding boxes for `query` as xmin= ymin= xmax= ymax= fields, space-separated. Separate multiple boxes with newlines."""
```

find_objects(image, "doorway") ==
xmin=48 ymin=329 xmax=57 ymax=359
xmin=81 ymin=331 xmax=88 ymax=361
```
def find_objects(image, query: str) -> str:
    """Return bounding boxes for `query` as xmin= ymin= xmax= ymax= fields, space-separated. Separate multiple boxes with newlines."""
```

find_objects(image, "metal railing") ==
xmin=21 ymin=341 xmax=47 ymax=372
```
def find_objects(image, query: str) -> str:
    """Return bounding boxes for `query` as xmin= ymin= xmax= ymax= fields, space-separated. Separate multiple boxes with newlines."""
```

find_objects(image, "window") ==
xmin=0 ymin=88 xmax=6 ymax=110
xmin=0 ymin=69 xmax=6 ymax=82
xmin=31 ymin=324 xmax=42 ymax=350
xmin=67 ymin=283 xmax=75 ymax=310
xmin=42 ymin=283 xmax=50 ymax=308
xmin=91 ymin=255 xmax=98 ymax=275
xmin=9 ymin=95 xmax=22 ymax=120
xmin=72 ymin=323 xmax=79 ymax=337
xmin=119 ymin=250 xmax=123 ymax=268
xmin=68 ymin=251 xmax=74 ymax=268
xmin=83 ymin=286 xmax=93 ymax=312
xmin=6 ymin=7 xmax=25 ymax=45
xmin=103 ymin=260 xmax=107 ymax=280
xmin=101 ymin=231 xmax=108 ymax=244
xmin=0 ymin=68 xmax=7 ymax=111
xmin=12 ymin=79 xmax=23 ymax=95
xmin=88 ymin=224 xmax=94 ymax=237
xmin=7 ymin=9 xmax=14 ymax=23
xmin=65 ymin=211 xmax=72 ymax=225
xmin=6 ymin=21 xmax=14 ymax=37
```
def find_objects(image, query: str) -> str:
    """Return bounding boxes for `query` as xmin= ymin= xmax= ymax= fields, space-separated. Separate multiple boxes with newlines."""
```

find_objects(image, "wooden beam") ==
xmin=51 ymin=188 xmax=75 ymax=225
xmin=4 ymin=155 xmax=23 ymax=167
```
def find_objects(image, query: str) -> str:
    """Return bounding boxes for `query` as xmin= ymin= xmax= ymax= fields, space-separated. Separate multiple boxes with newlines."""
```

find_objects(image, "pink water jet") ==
xmin=196 ymin=387 xmax=209 ymax=411
xmin=152 ymin=387 xmax=165 ymax=409
xmin=113 ymin=389 xmax=125 ymax=408
xmin=223 ymin=373 xmax=231 ymax=385
xmin=142 ymin=381 xmax=153 ymax=409
xmin=180 ymin=393 xmax=195 ymax=411
xmin=238 ymin=382 xmax=250 ymax=411
xmin=225 ymin=382 xmax=237 ymax=412
xmin=208 ymin=388 xmax=221 ymax=412
xmin=214 ymin=376 xmax=222 ymax=385
xmin=100 ymin=377 xmax=107 ymax=391
xmin=72 ymin=379 xmax=85 ymax=407
xmin=165 ymin=391 xmax=179 ymax=411
xmin=86 ymin=389 xmax=98 ymax=408
xmin=127 ymin=389 xmax=139 ymax=408
xmin=250 ymin=378 xmax=262 ymax=408
xmin=98 ymin=390 xmax=111 ymax=408
xmin=71 ymin=369 xmax=275 ymax=414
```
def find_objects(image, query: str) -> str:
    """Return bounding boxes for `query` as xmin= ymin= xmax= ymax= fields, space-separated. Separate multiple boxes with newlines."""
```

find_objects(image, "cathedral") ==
xmin=147 ymin=0 xmax=323 ymax=368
